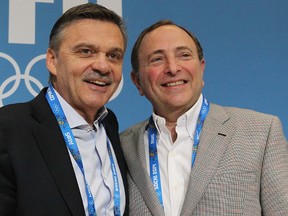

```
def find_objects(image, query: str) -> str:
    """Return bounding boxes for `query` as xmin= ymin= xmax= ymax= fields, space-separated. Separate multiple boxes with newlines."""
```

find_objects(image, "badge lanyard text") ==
xmin=46 ymin=84 xmax=121 ymax=216
xmin=148 ymin=98 xmax=210 ymax=207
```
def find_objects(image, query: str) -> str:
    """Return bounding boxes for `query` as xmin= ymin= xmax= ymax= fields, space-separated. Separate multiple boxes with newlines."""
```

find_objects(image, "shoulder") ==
xmin=120 ymin=119 xmax=149 ymax=138
xmin=210 ymin=103 xmax=283 ymax=133
xmin=0 ymin=87 xmax=50 ymax=124
xmin=119 ymin=119 xmax=148 ymax=151
xmin=0 ymin=100 xmax=32 ymax=121
xmin=211 ymin=103 xmax=276 ymax=122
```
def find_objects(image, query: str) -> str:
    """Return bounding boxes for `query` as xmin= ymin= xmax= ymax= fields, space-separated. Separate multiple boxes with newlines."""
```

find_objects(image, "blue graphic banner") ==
xmin=0 ymin=0 xmax=287 ymax=138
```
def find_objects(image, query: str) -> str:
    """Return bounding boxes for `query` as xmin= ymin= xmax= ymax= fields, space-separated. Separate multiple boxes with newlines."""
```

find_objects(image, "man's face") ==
xmin=46 ymin=19 xmax=124 ymax=120
xmin=132 ymin=25 xmax=205 ymax=117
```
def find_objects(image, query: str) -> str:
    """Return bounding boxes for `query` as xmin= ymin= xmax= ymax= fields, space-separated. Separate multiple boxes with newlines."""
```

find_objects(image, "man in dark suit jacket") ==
xmin=120 ymin=20 xmax=288 ymax=215
xmin=0 ymin=3 xmax=128 ymax=216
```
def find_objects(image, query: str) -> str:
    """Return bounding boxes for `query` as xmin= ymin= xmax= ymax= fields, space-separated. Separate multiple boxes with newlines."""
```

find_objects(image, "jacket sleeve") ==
xmin=261 ymin=116 xmax=288 ymax=215
xmin=0 ymin=113 xmax=17 ymax=215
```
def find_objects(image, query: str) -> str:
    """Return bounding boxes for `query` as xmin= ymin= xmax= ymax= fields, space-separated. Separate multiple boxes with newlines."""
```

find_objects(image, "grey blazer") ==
xmin=120 ymin=103 xmax=288 ymax=216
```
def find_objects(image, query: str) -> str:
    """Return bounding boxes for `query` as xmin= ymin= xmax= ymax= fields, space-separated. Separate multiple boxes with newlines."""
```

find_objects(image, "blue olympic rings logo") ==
xmin=0 ymin=52 xmax=46 ymax=106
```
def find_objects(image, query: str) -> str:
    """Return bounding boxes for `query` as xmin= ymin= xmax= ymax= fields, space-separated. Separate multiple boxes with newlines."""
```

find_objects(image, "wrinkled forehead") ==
xmin=59 ymin=19 xmax=125 ymax=50
xmin=139 ymin=25 xmax=198 ymax=55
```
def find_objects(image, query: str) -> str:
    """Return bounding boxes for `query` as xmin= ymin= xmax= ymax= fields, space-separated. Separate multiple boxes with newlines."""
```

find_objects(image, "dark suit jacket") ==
xmin=0 ymin=88 xmax=129 ymax=216
xmin=120 ymin=103 xmax=288 ymax=215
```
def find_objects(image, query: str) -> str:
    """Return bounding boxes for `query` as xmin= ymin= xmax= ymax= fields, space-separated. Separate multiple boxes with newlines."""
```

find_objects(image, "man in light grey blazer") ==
xmin=120 ymin=20 xmax=288 ymax=215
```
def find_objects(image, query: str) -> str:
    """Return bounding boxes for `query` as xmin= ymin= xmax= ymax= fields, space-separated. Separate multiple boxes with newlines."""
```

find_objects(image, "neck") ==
xmin=81 ymin=111 xmax=99 ymax=127
xmin=154 ymin=111 xmax=181 ymax=143
xmin=166 ymin=121 xmax=177 ymax=143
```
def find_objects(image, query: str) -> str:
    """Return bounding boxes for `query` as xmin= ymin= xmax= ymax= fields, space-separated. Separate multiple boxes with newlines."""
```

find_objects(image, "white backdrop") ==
xmin=0 ymin=0 xmax=287 ymax=138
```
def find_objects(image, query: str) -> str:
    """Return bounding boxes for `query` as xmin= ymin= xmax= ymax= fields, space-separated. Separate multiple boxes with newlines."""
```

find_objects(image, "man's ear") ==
xmin=200 ymin=58 xmax=205 ymax=87
xmin=46 ymin=48 xmax=57 ymax=76
xmin=131 ymin=71 xmax=145 ymax=96
xmin=201 ymin=58 xmax=205 ymax=71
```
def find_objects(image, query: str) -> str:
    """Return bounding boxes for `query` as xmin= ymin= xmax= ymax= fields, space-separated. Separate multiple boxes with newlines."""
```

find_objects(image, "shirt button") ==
xmin=170 ymin=152 xmax=177 ymax=157
xmin=86 ymin=127 xmax=93 ymax=132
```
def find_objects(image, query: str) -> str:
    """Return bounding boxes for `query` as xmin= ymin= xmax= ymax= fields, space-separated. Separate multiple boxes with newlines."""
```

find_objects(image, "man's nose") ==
xmin=164 ymin=58 xmax=181 ymax=75
xmin=91 ymin=54 xmax=111 ymax=74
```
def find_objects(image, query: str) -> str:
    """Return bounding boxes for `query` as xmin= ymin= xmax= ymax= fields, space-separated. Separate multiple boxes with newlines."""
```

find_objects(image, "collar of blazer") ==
xmin=121 ymin=103 xmax=235 ymax=215
xmin=31 ymin=88 xmax=128 ymax=215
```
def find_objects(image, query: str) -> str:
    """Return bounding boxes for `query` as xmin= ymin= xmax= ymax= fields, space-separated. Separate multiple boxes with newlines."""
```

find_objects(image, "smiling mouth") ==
xmin=162 ymin=80 xmax=187 ymax=87
xmin=85 ymin=79 xmax=111 ymax=87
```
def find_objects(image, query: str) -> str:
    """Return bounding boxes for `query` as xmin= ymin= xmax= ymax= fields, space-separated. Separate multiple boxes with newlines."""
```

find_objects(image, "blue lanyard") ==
xmin=107 ymin=139 xmax=121 ymax=216
xmin=148 ymin=97 xmax=210 ymax=207
xmin=46 ymin=85 xmax=121 ymax=216
xmin=148 ymin=123 xmax=164 ymax=206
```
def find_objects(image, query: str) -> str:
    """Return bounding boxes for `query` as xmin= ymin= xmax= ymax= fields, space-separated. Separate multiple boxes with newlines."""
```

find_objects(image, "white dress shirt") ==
xmin=144 ymin=95 xmax=203 ymax=216
xmin=54 ymin=89 xmax=125 ymax=216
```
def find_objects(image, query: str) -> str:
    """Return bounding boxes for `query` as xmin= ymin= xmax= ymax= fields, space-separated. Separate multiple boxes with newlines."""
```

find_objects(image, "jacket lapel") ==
xmin=31 ymin=89 xmax=85 ymax=216
xmin=123 ymin=122 xmax=165 ymax=216
xmin=180 ymin=104 xmax=235 ymax=215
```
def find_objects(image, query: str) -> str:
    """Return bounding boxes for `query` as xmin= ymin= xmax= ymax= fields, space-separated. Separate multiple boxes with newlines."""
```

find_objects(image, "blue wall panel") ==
xmin=0 ymin=0 xmax=287 ymax=138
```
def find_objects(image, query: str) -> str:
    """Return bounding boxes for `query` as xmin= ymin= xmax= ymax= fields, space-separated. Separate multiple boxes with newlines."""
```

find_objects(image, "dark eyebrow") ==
xmin=175 ymin=46 xmax=193 ymax=52
xmin=147 ymin=46 xmax=193 ymax=59
xmin=71 ymin=43 xmax=95 ymax=52
xmin=72 ymin=43 xmax=124 ymax=54
xmin=109 ymin=47 xmax=125 ymax=55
